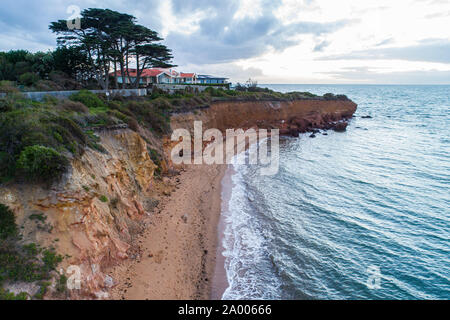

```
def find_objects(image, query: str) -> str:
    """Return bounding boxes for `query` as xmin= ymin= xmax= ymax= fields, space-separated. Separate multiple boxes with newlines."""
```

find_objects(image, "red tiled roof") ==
xmin=110 ymin=68 xmax=165 ymax=78
xmin=142 ymin=69 xmax=164 ymax=77
xmin=180 ymin=73 xmax=195 ymax=78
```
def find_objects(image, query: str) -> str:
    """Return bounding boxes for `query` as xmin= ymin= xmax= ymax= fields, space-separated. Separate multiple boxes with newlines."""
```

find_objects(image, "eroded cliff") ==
xmin=0 ymin=130 xmax=157 ymax=298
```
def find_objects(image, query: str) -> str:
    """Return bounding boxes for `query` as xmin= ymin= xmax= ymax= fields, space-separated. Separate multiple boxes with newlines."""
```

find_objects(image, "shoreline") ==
xmin=210 ymin=165 xmax=235 ymax=300
xmin=109 ymin=163 xmax=226 ymax=300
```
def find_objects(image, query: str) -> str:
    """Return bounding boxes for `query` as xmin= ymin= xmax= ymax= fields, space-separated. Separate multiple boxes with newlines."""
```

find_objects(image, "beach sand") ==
xmin=109 ymin=163 xmax=227 ymax=300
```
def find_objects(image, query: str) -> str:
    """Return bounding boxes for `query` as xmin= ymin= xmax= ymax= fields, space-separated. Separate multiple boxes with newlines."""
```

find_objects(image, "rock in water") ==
xmin=333 ymin=122 xmax=348 ymax=132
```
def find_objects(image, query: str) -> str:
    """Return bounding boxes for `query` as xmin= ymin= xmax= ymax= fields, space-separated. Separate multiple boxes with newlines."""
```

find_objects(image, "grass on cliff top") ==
xmin=0 ymin=88 xmax=348 ymax=184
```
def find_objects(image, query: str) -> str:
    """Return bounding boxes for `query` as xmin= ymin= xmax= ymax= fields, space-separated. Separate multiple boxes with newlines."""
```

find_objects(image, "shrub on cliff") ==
xmin=323 ymin=93 xmax=336 ymax=101
xmin=0 ymin=204 xmax=17 ymax=240
xmin=0 ymin=106 xmax=88 ymax=181
xmin=16 ymin=145 xmax=69 ymax=182
xmin=323 ymin=93 xmax=349 ymax=101
xmin=69 ymin=90 xmax=105 ymax=110
xmin=124 ymin=99 xmax=171 ymax=135
xmin=18 ymin=72 xmax=39 ymax=87
xmin=58 ymin=99 xmax=89 ymax=114
xmin=0 ymin=81 xmax=19 ymax=94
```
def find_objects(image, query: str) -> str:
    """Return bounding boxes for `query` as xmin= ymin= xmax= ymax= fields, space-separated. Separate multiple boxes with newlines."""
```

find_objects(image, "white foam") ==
xmin=221 ymin=146 xmax=281 ymax=300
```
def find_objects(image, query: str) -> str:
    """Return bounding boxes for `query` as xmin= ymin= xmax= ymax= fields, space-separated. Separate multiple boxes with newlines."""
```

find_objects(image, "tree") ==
xmin=128 ymin=25 xmax=175 ymax=88
xmin=53 ymin=46 xmax=92 ymax=82
xmin=0 ymin=50 xmax=54 ymax=83
xmin=50 ymin=8 xmax=175 ymax=90
xmin=50 ymin=9 xmax=119 ymax=90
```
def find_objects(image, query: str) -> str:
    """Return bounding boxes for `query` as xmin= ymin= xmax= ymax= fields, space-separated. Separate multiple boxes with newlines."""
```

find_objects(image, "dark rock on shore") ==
xmin=333 ymin=122 xmax=348 ymax=132
xmin=290 ymin=129 xmax=300 ymax=137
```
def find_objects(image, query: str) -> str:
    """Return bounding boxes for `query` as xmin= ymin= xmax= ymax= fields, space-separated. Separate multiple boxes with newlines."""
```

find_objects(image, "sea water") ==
xmin=221 ymin=85 xmax=450 ymax=300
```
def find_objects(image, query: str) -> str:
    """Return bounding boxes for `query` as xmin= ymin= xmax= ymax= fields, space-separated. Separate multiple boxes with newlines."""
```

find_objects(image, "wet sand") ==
xmin=210 ymin=166 xmax=235 ymax=300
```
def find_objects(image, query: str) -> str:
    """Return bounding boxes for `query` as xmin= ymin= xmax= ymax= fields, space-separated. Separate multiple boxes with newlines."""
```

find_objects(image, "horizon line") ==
xmin=256 ymin=83 xmax=450 ymax=86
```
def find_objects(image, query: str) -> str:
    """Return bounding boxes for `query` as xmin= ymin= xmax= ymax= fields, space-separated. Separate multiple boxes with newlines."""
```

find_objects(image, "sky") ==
xmin=1 ymin=0 xmax=449 ymax=84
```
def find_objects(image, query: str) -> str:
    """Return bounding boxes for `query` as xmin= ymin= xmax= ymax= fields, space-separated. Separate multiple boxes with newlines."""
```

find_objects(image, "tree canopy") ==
xmin=49 ymin=8 xmax=175 ymax=90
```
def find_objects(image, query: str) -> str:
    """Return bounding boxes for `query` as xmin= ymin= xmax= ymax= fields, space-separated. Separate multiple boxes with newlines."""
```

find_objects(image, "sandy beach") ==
xmin=109 ymin=163 xmax=227 ymax=300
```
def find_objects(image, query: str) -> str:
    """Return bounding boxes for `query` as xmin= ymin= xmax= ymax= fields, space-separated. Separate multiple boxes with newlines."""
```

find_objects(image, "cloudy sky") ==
xmin=1 ymin=0 xmax=449 ymax=84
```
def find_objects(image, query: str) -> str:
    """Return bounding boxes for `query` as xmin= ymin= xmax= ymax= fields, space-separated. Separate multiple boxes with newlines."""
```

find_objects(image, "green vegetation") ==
xmin=56 ymin=274 xmax=67 ymax=293
xmin=69 ymin=90 xmax=106 ymax=110
xmin=149 ymin=148 xmax=162 ymax=176
xmin=29 ymin=213 xmax=47 ymax=223
xmin=0 ymin=288 xmax=28 ymax=300
xmin=99 ymin=195 xmax=109 ymax=203
xmin=17 ymin=146 xmax=69 ymax=182
xmin=0 ymin=203 xmax=64 ymax=300
xmin=0 ymin=204 xmax=17 ymax=240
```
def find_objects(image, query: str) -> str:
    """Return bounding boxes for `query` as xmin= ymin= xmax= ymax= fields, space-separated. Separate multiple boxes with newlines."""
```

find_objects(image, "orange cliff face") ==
xmin=164 ymin=99 xmax=358 ymax=166
xmin=170 ymin=99 xmax=357 ymax=134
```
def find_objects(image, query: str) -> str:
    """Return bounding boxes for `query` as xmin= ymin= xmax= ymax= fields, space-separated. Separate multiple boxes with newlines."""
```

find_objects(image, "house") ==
xmin=112 ymin=68 xmax=179 ymax=85
xmin=197 ymin=75 xmax=229 ymax=84
xmin=178 ymin=73 xmax=197 ymax=84
xmin=111 ymin=69 xmax=227 ymax=86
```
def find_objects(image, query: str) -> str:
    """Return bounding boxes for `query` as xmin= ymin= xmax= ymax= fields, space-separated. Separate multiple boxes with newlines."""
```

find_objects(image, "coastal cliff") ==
xmin=0 ymin=97 xmax=357 ymax=299
xmin=171 ymin=99 xmax=357 ymax=134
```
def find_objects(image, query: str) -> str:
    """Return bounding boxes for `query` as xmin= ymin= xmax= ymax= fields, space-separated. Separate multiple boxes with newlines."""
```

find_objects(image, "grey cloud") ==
xmin=0 ymin=0 xmax=352 ymax=65
xmin=166 ymin=0 xmax=353 ymax=65
xmin=319 ymin=40 xmax=450 ymax=64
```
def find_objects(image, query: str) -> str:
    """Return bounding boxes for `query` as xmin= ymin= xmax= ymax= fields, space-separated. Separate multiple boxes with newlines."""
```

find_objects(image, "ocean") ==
xmin=219 ymin=85 xmax=450 ymax=300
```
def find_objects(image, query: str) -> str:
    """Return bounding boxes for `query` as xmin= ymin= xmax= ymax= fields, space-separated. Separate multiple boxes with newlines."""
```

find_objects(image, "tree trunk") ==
xmin=135 ymin=54 xmax=140 ymax=89
xmin=113 ymin=58 xmax=118 ymax=89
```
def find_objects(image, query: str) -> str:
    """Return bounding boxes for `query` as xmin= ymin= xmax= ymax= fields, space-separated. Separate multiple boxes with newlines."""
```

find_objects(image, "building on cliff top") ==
xmin=110 ymin=68 xmax=229 ymax=86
